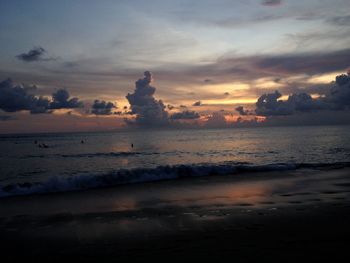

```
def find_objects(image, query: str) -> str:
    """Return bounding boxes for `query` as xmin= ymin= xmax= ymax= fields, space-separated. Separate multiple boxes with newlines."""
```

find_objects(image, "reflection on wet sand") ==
xmin=1 ymin=168 xmax=350 ymax=262
xmin=1 ymin=168 xmax=350 ymax=236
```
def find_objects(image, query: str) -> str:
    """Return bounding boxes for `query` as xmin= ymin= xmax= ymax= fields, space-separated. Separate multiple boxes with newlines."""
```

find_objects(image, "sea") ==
xmin=1 ymin=125 xmax=350 ymax=197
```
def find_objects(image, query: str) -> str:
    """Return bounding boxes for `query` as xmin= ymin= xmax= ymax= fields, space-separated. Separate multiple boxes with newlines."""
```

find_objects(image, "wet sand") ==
xmin=1 ymin=168 xmax=350 ymax=262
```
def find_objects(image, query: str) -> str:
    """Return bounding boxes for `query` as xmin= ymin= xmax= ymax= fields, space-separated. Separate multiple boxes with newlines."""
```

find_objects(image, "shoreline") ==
xmin=1 ymin=167 xmax=350 ymax=261
xmin=2 ymin=161 xmax=350 ymax=199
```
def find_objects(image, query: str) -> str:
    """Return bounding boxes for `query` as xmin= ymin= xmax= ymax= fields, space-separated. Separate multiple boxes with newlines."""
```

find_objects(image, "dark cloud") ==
xmin=224 ymin=92 xmax=230 ymax=96
xmin=50 ymin=89 xmax=83 ymax=109
xmin=255 ymin=91 xmax=294 ymax=116
xmin=255 ymin=90 xmax=325 ymax=116
xmin=177 ymin=49 xmax=350 ymax=85
xmin=0 ymin=78 xmax=50 ymax=113
xmin=255 ymin=73 xmax=350 ymax=116
xmin=30 ymin=96 xmax=51 ymax=114
xmin=193 ymin=101 xmax=202 ymax=106
xmin=0 ymin=78 xmax=83 ymax=114
xmin=170 ymin=110 xmax=200 ymax=120
xmin=126 ymin=71 xmax=168 ymax=126
xmin=254 ymin=49 xmax=350 ymax=75
xmin=325 ymin=73 xmax=350 ymax=108
xmin=16 ymin=47 xmax=54 ymax=62
xmin=91 ymin=100 xmax=116 ymax=115
xmin=261 ymin=0 xmax=282 ymax=6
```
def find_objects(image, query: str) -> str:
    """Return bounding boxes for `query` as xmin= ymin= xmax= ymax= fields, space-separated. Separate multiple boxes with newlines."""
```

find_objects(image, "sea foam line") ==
xmin=1 ymin=162 xmax=350 ymax=198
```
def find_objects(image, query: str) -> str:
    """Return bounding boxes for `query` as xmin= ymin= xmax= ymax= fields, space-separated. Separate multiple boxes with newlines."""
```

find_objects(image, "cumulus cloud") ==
xmin=255 ymin=91 xmax=293 ymax=116
xmin=0 ymin=78 xmax=83 ymax=114
xmin=170 ymin=110 xmax=200 ymax=120
xmin=126 ymin=71 xmax=168 ymax=126
xmin=91 ymin=100 xmax=116 ymax=115
xmin=0 ymin=78 xmax=50 ymax=113
xmin=325 ymin=73 xmax=350 ymax=108
xmin=16 ymin=46 xmax=54 ymax=62
xmin=255 ymin=73 xmax=350 ymax=116
xmin=261 ymin=0 xmax=282 ymax=6
xmin=50 ymin=89 xmax=83 ymax=109
xmin=255 ymin=91 xmax=322 ymax=116
xmin=193 ymin=101 xmax=202 ymax=106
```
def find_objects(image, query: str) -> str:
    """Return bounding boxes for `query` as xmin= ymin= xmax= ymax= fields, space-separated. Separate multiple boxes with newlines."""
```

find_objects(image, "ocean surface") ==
xmin=0 ymin=125 xmax=350 ymax=197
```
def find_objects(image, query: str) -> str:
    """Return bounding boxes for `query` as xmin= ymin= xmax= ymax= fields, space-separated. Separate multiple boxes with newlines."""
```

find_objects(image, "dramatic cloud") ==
xmin=170 ymin=110 xmax=200 ymax=120
xmin=193 ymin=101 xmax=202 ymax=106
xmin=50 ymin=89 xmax=83 ymax=109
xmin=255 ymin=73 xmax=350 ymax=116
xmin=0 ymin=78 xmax=83 ymax=114
xmin=91 ymin=100 xmax=116 ymax=115
xmin=180 ymin=49 xmax=350 ymax=85
xmin=126 ymin=71 xmax=168 ymax=126
xmin=261 ymin=0 xmax=282 ymax=6
xmin=16 ymin=47 xmax=53 ymax=62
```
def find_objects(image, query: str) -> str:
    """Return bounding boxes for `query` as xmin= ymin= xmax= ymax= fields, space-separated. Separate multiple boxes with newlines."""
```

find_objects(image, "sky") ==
xmin=0 ymin=0 xmax=350 ymax=133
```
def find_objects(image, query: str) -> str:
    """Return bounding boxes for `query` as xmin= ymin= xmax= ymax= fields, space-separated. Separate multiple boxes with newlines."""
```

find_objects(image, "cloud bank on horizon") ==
xmin=254 ymin=74 xmax=350 ymax=116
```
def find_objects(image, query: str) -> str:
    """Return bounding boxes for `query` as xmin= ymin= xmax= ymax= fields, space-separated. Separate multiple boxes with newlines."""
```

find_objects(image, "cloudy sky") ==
xmin=0 ymin=0 xmax=350 ymax=133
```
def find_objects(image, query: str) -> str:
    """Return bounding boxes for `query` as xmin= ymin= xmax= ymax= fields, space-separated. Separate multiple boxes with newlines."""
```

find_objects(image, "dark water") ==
xmin=0 ymin=125 xmax=350 ymax=196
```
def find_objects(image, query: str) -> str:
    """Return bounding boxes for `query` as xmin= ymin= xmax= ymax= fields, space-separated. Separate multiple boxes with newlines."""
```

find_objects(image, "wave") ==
xmin=1 ymin=161 xmax=350 ymax=198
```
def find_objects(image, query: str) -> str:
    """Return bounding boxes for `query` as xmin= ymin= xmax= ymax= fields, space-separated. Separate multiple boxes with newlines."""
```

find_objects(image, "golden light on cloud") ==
xmin=202 ymin=98 xmax=257 ymax=105
xmin=307 ymin=71 xmax=342 ymax=84
xmin=252 ymin=78 xmax=284 ymax=89
xmin=52 ymin=109 xmax=82 ymax=116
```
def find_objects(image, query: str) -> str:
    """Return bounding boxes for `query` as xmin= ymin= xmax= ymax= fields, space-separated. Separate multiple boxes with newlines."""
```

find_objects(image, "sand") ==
xmin=1 ymin=167 xmax=350 ymax=262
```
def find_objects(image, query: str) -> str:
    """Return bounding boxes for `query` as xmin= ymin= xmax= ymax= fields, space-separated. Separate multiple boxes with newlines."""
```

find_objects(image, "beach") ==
xmin=2 ymin=1 xmax=350 ymax=261
xmin=1 ymin=167 xmax=350 ymax=262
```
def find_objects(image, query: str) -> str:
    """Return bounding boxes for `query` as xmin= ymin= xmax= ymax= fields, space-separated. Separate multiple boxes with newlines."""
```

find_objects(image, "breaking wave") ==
xmin=1 ymin=161 xmax=350 ymax=198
